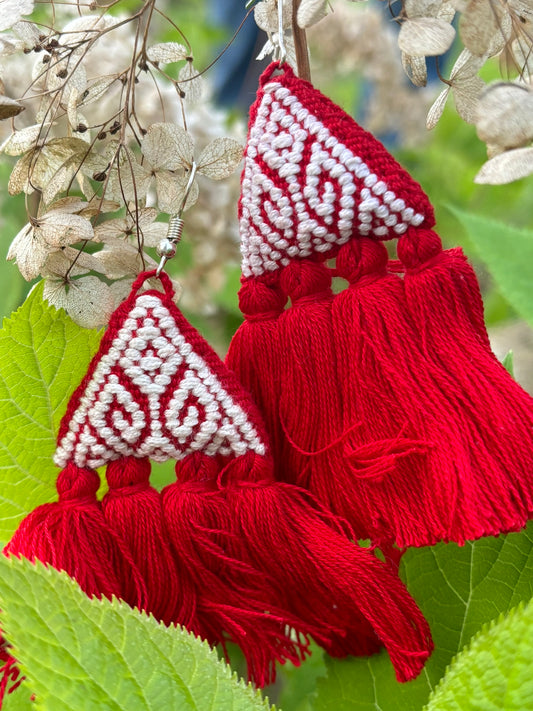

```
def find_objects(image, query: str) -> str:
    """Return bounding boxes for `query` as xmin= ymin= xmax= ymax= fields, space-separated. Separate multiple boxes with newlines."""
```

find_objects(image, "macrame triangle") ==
xmin=239 ymin=61 xmax=434 ymax=278
xmin=54 ymin=278 xmax=266 ymax=470
xmin=228 ymin=61 xmax=533 ymax=550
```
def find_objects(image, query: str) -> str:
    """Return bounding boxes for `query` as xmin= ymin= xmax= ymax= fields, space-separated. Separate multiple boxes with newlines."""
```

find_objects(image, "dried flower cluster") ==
xmin=255 ymin=0 xmax=533 ymax=183
xmin=399 ymin=0 xmax=533 ymax=184
xmin=0 ymin=1 xmax=243 ymax=327
xmin=308 ymin=4 xmax=433 ymax=148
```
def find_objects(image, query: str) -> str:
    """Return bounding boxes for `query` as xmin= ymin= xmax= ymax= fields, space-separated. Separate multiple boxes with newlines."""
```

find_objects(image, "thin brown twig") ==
xmin=291 ymin=0 xmax=311 ymax=81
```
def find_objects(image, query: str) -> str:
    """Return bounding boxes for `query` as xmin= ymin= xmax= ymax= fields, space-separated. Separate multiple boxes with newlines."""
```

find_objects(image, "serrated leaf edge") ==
xmin=0 ymin=557 xmax=274 ymax=711
xmin=424 ymin=598 xmax=532 ymax=710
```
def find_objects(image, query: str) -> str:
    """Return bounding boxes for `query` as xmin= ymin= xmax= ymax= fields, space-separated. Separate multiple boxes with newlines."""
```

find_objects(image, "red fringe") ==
xmin=329 ymin=237 xmax=529 ymax=545
xmin=398 ymin=228 xmax=533 ymax=524
xmin=223 ymin=451 xmax=433 ymax=683
xmin=161 ymin=452 xmax=308 ymax=687
xmin=226 ymin=277 xmax=286 ymax=458
xmin=102 ymin=457 xmax=182 ymax=625
xmin=3 ymin=464 xmax=147 ymax=607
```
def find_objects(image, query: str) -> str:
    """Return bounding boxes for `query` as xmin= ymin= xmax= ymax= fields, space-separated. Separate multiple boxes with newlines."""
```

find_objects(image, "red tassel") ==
xmin=398 ymin=229 xmax=491 ymax=348
xmin=274 ymin=261 xmax=342 ymax=489
xmin=3 ymin=464 xmax=147 ymax=606
xmin=101 ymin=457 xmax=182 ymax=625
xmin=161 ymin=451 xmax=308 ymax=687
xmin=330 ymin=237 xmax=530 ymax=545
xmin=398 ymin=228 xmax=533 ymax=519
xmin=223 ymin=451 xmax=433 ymax=683
xmin=226 ymin=277 xmax=286 ymax=456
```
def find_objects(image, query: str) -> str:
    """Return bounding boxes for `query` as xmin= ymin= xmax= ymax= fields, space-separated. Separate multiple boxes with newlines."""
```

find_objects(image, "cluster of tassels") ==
xmin=226 ymin=61 xmax=533 ymax=551
xmin=4 ymin=59 xmax=533 ymax=703
xmin=3 ymin=270 xmax=433 ymax=690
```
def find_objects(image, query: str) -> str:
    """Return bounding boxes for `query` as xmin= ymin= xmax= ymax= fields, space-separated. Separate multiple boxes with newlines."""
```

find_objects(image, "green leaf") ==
xmin=502 ymin=350 xmax=515 ymax=377
xmin=314 ymin=523 xmax=533 ymax=711
xmin=447 ymin=207 xmax=533 ymax=327
xmin=426 ymin=599 xmax=533 ymax=711
xmin=0 ymin=283 xmax=100 ymax=545
xmin=0 ymin=555 xmax=273 ymax=711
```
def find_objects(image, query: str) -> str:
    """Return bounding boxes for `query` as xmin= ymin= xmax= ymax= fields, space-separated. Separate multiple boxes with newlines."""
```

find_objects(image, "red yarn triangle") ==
xmin=55 ymin=272 xmax=266 ymax=469
xmin=239 ymin=62 xmax=435 ymax=279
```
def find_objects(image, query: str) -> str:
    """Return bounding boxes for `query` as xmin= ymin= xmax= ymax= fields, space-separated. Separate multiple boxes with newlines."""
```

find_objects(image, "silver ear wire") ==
xmin=156 ymin=160 xmax=197 ymax=277
xmin=276 ymin=0 xmax=287 ymax=64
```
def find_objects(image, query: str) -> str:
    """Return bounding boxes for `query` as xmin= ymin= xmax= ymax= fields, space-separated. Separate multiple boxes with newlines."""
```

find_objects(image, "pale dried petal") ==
xmin=257 ymin=38 xmax=276 ymax=62
xmin=46 ymin=196 xmax=89 ymax=214
xmin=401 ymin=52 xmax=428 ymax=86
xmin=474 ymin=147 xmax=533 ymax=184
xmin=94 ymin=207 xmax=159 ymax=242
xmin=0 ymin=95 xmax=24 ymax=120
xmin=0 ymin=0 xmax=34 ymax=32
xmin=509 ymin=36 xmax=533 ymax=76
xmin=508 ymin=0 xmax=533 ymax=22
xmin=37 ymin=211 xmax=94 ymax=247
xmin=45 ymin=58 xmax=87 ymax=99
xmin=109 ymin=277 xmax=135 ymax=307
xmin=0 ymin=123 xmax=43 ymax=154
xmin=8 ymin=151 xmax=33 ymax=194
xmin=41 ymin=249 xmax=99 ymax=278
xmin=41 ymin=161 xmax=77 ymax=205
xmin=254 ymin=0 xmax=292 ymax=31
xmin=80 ymin=75 xmax=120 ymax=106
xmin=460 ymin=0 xmax=501 ymax=55
xmin=177 ymin=61 xmax=204 ymax=103
xmin=476 ymin=82 xmax=533 ymax=148
xmin=142 ymin=122 xmax=193 ymax=171
xmin=257 ymin=34 xmax=298 ymax=71
xmin=60 ymin=14 xmax=117 ymax=48
xmin=486 ymin=142 xmax=505 ymax=158
xmin=404 ymin=0 xmax=443 ymax=18
xmin=297 ymin=0 xmax=329 ymax=28
xmin=43 ymin=275 xmax=115 ymax=329
xmin=106 ymin=152 xmax=152 ymax=204
xmin=426 ymin=86 xmax=451 ymax=128
xmin=139 ymin=221 xmax=168 ymax=247
xmin=92 ymin=241 xmax=156 ymax=279
xmin=452 ymin=74 xmax=485 ymax=123
xmin=0 ymin=34 xmax=21 ymax=57
xmin=449 ymin=48 xmax=485 ymax=79
xmin=147 ymin=42 xmax=188 ymax=64
xmin=485 ymin=11 xmax=513 ymax=57
xmin=437 ymin=1 xmax=456 ymax=23
xmin=155 ymin=170 xmax=199 ymax=214
xmin=67 ymin=87 xmax=79 ymax=130
xmin=197 ymin=137 xmax=243 ymax=180
xmin=80 ymin=196 xmax=121 ymax=217
xmin=7 ymin=223 xmax=51 ymax=280
xmin=398 ymin=17 xmax=456 ymax=55
xmin=11 ymin=20 xmax=40 ymax=48
xmin=14 ymin=137 xmax=91 ymax=196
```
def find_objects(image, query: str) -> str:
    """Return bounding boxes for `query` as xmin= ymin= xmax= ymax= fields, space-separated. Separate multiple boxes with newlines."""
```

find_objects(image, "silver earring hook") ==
xmin=156 ymin=160 xmax=197 ymax=277
xmin=276 ymin=0 xmax=287 ymax=64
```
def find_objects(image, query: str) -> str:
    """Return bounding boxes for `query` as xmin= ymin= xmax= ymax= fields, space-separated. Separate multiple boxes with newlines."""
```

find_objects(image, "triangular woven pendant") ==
xmin=239 ymin=62 xmax=434 ymax=278
xmin=4 ymin=270 xmax=433 ymax=685
xmin=54 ymin=273 xmax=266 ymax=469
xmin=227 ymin=61 xmax=533 ymax=550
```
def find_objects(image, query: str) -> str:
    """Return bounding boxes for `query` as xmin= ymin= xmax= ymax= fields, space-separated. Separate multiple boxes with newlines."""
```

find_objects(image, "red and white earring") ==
xmin=4 ymin=258 xmax=433 ymax=684
xmin=226 ymin=61 xmax=533 ymax=550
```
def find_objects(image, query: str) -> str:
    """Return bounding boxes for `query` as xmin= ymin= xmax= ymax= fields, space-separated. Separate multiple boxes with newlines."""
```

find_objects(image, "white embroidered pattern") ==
xmin=240 ymin=82 xmax=426 ymax=278
xmin=55 ymin=294 xmax=266 ymax=469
